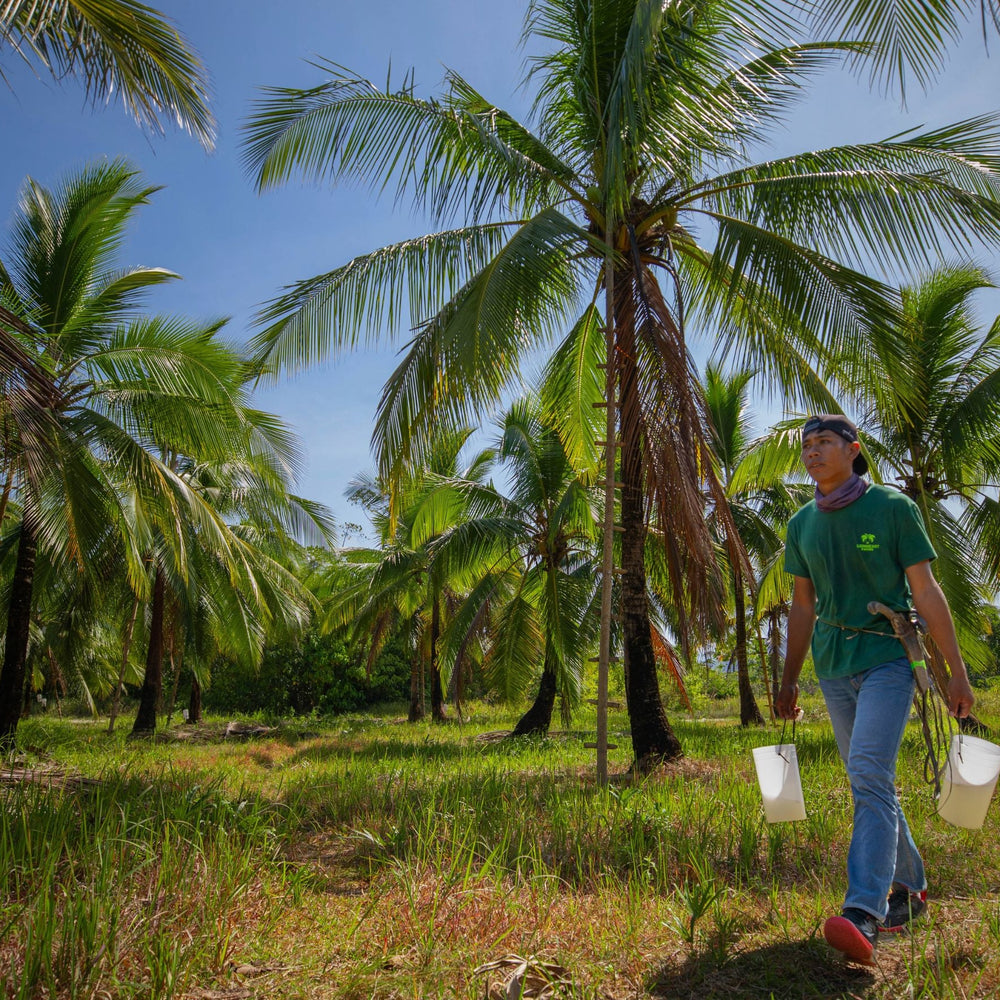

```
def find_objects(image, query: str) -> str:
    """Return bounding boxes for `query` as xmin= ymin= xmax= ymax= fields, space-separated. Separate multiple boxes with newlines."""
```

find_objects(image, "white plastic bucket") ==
xmin=937 ymin=734 xmax=1000 ymax=830
xmin=752 ymin=744 xmax=807 ymax=823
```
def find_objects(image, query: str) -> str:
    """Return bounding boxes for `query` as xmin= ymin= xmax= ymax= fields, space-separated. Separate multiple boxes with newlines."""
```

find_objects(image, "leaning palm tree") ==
xmin=242 ymin=0 xmax=1000 ymax=767
xmin=0 ymin=0 xmax=213 ymax=146
xmin=0 ymin=161 xmax=267 ymax=748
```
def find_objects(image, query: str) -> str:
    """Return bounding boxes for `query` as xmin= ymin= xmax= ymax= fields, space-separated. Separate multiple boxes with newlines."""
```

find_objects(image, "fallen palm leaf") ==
xmin=475 ymin=954 xmax=574 ymax=999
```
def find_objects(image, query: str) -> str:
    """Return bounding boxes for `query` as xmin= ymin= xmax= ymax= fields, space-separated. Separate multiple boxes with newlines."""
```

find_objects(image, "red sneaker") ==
xmin=824 ymin=909 xmax=878 ymax=965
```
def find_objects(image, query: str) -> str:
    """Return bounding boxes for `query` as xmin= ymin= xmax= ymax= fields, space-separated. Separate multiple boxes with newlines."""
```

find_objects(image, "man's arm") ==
xmin=905 ymin=560 xmax=975 ymax=718
xmin=776 ymin=575 xmax=816 ymax=719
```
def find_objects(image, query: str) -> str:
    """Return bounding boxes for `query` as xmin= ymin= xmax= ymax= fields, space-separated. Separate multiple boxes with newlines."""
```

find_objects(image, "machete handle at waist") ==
xmin=867 ymin=601 xmax=931 ymax=694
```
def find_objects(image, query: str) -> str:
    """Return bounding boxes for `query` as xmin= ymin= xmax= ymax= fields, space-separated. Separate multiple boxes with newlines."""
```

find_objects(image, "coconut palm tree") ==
xmin=732 ymin=265 xmax=1000 ymax=708
xmin=702 ymin=364 xmax=814 ymax=725
xmin=127 ymin=389 xmax=334 ymax=735
xmin=0 ymin=0 xmax=213 ymax=146
xmin=7 ymin=523 xmax=130 ymax=716
xmin=130 ymin=520 xmax=323 ymax=733
xmin=429 ymin=399 xmax=601 ymax=735
xmin=326 ymin=428 xmax=493 ymax=721
xmin=0 ymin=161 xmax=273 ymax=748
xmin=833 ymin=264 xmax=1000 ymax=676
xmin=242 ymin=0 xmax=1000 ymax=767
xmin=703 ymin=366 xmax=767 ymax=726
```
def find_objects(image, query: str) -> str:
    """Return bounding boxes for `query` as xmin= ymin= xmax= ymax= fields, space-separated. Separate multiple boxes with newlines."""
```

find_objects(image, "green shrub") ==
xmin=207 ymin=631 xmax=410 ymax=716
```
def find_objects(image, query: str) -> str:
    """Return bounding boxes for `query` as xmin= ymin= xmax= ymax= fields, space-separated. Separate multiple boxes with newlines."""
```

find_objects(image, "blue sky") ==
xmin=2 ymin=2 xmax=998 ymax=533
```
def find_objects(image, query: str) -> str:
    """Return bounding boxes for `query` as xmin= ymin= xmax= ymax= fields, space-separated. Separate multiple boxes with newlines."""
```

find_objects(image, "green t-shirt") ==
xmin=784 ymin=484 xmax=936 ymax=679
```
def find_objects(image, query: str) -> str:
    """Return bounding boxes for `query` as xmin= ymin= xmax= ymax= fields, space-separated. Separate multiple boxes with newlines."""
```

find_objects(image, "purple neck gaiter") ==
xmin=816 ymin=474 xmax=868 ymax=512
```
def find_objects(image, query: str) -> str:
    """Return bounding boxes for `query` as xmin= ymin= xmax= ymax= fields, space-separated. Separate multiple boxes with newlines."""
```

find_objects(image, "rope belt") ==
xmin=816 ymin=617 xmax=895 ymax=639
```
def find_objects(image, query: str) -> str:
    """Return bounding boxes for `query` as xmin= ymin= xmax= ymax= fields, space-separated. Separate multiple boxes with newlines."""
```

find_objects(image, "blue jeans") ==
xmin=819 ymin=656 xmax=926 ymax=920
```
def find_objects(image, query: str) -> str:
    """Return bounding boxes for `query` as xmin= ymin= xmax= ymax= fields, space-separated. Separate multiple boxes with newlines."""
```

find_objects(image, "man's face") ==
xmin=801 ymin=429 xmax=858 ymax=483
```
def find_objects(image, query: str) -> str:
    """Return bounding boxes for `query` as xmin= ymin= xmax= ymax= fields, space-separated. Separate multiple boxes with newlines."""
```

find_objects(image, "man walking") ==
xmin=776 ymin=414 xmax=975 ymax=965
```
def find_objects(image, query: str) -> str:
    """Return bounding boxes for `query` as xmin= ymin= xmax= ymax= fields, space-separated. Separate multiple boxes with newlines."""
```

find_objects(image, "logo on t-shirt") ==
xmin=857 ymin=532 xmax=879 ymax=552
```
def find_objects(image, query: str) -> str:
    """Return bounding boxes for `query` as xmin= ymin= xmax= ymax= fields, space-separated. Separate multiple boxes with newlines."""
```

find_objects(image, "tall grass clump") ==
xmin=0 ymin=769 xmax=305 ymax=999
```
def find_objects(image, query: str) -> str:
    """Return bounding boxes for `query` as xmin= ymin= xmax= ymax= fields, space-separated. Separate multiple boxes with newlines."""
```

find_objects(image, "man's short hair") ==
xmin=802 ymin=414 xmax=869 ymax=476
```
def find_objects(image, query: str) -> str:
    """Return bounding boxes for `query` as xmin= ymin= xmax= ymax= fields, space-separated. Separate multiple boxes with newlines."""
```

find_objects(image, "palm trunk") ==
xmin=510 ymin=649 xmax=557 ymax=736
xmin=188 ymin=676 xmax=202 ymax=724
xmin=0 ymin=470 xmax=13 ymax=532
xmin=453 ymin=646 xmax=465 ymax=720
xmin=408 ymin=647 xmax=424 ymax=722
xmin=753 ymin=618 xmax=775 ymax=722
xmin=0 ymin=519 xmax=37 ymax=752
xmin=429 ymin=598 xmax=446 ymax=722
xmin=44 ymin=645 xmax=66 ymax=717
xmin=734 ymin=570 xmax=764 ymax=726
xmin=617 ymin=301 xmax=681 ymax=769
xmin=131 ymin=566 xmax=165 ymax=735
xmin=108 ymin=592 xmax=141 ymax=734
xmin=164 ymin=624 xmax=182 ymax=724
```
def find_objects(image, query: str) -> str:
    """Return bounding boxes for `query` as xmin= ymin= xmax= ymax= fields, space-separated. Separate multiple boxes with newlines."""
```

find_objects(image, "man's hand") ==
xmin=947 ymin=673 xmax=975 ymax=719
xmin=775 ymin=682 xmax=800 ymax=720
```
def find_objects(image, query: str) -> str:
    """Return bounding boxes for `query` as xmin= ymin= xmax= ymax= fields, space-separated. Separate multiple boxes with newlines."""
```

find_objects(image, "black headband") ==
xmin=802 ymin=414 xmax=868 ymax=475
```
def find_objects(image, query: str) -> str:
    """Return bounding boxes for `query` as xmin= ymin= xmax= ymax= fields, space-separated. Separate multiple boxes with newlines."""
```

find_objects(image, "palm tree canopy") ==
xmin=242 ymin=1 xmax=1000 ymax=469
xmin=0 ymin=0 xmax=214 ymax=147
xmin=734 ymin=265 xmax=1000 ymax=671
xmin=836 ymin=264 xmax=1000 ymax=671
xmin=323 ymin=426 xmax=491 ymax=669
xmin=0 ymin=160 xmax=336 ymax=596
xmin=241 ymin=2 xmax=1000 ymax=752
xmin=417 ymin=400 xmax=600 ymax=711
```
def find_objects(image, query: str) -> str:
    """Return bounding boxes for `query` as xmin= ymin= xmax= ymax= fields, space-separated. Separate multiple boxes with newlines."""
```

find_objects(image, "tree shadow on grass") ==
xmin=282 ymin=726 xmax=607 ymax=767
xmin=648 ymin=939 xmax=877 ymax=1000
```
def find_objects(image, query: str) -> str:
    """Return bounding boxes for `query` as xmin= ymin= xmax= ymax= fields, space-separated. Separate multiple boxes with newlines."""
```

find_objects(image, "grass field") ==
xmin=2 ymin=691 xmax=999 ymax=999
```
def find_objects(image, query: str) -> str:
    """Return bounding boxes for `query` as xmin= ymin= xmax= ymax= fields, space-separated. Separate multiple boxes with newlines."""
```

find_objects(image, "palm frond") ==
xmin=242 ymin=59 xmax=568 ymax=221
xmin=539 ymin=304 xmax=606 ymax=472
xmin=707 ymin=41 xmax=871 ymax=146
xmin=372 ymin=208 xmax=587 ymax=485
xmin=483 ymin=587 xmax=544 ymax=702
xmin=249 ymin=224 xmax=517 ymax=376
xmin=698 ymin=121 xmax=1000 ymax=271
xmin=806 ymin=0 xmax=978 ymax=98
xmin=729 ymin=422 xmax=809 ymax=495
xmin=1 ymin=0 xmax=214 ymax=146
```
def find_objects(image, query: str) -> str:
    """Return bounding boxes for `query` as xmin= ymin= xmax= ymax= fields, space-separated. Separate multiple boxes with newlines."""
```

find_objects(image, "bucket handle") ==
xmin=777 ymin=717 xmax=796 ymax=762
